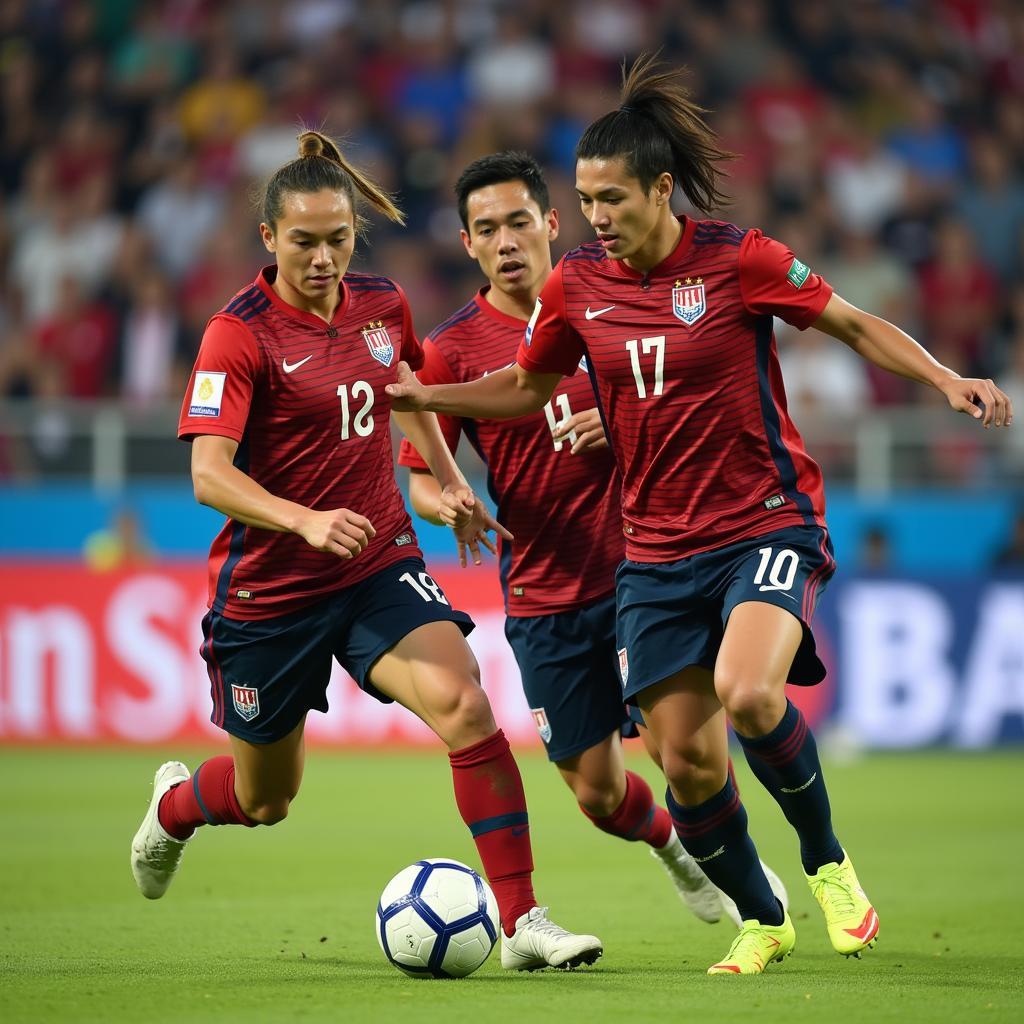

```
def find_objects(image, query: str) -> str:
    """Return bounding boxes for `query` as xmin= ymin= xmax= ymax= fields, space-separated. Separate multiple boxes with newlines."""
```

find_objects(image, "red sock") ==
xmin=581 ymin=769 xmax=673 ymax=848
xmin=449 ymin=730 xmax=536 ymax=936
xmin=158 ymin=756 xmax=256 ymax=839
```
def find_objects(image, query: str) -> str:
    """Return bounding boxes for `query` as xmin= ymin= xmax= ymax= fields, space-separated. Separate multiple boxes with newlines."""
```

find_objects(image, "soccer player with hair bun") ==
xmin=399 ymin=149 xmax=788 ymax=931
xmin=130 ymin=130 xmax=603 ymax=973
xmin=387 ymin=57 xmax=1014 ymax=975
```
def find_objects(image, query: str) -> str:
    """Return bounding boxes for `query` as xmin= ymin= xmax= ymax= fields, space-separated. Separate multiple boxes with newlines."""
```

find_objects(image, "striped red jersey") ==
xmin=178 ymin=266 xmax=425 ymax=619
xmin=517 ymin=217 xmax=832 ymax=562
xmin=397 ymin=289 xmax=623 ymax=615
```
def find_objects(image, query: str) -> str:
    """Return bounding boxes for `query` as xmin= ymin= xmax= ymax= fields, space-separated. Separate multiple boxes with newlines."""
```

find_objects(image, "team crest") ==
xmin=531 ymin=707 xmax=552 ymax=744
xmin=617 ymin=648 xmax=629 ymax=688
xmin=231 ymin=684 xmax=260 ymax=722
xmin=362 ymin=320 xmax=394 ymax=366
xmin=672 ymin=277 xmax=707 ymax=325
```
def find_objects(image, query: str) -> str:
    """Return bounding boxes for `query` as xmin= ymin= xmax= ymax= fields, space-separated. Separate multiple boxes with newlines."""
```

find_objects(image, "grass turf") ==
xmin=1 ymin=747 xmax=1020 ymax=1024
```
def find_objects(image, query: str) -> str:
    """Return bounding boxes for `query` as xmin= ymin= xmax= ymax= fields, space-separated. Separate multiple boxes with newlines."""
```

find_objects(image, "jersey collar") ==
xmin=256 ymin=266 xmax=351 ymax=329
xmin=474 ymin=286 xmax=533 ymax=327
xmin=610 ymin=215 xmax=696 ymax=282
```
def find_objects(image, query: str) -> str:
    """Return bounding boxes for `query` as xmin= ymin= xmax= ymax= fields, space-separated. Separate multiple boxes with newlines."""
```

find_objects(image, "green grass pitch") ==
xmin=1 ymin=746 xmax=1020 ymax=1023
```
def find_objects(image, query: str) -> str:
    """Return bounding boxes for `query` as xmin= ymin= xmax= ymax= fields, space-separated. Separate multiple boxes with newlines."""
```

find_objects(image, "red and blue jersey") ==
xmin=398 ymin=288 xmax=623 ymax=616
xmin=517 ymin=216 xmax=832 ymax=563
xmin=178 ymin=266 xmax=424 ymax=620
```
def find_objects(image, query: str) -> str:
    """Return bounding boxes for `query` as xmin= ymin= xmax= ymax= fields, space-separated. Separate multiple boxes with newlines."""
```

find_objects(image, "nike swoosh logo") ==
xmin=282 ymin=355 xmax=314 ymax=374
xmin=585 ymin=304 xmax=615 ymax=320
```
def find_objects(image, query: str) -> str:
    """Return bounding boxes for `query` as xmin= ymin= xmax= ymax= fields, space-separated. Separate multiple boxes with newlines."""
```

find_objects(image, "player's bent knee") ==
xmin=238 ymin=793 xmax=295 ymax=826
xmin=717 ymin=679 xmax=785 ymax=734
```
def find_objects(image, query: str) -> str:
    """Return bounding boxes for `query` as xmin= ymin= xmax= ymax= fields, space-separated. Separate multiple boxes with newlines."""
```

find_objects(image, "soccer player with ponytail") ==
xmin=387 ymin=58 xmax=1013 ymax=974
xmin=130 ymin=131 xmax=602 ymax=972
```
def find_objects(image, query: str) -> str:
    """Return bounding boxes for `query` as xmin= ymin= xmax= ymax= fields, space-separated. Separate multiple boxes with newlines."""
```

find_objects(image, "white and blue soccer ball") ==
xmin=375 ymin=858 xmax=499 ymax=978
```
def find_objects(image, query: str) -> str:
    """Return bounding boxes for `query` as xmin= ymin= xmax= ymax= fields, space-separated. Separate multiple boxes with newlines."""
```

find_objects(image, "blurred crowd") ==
xmin=0 ymin=0 xmax=1023 ymax=479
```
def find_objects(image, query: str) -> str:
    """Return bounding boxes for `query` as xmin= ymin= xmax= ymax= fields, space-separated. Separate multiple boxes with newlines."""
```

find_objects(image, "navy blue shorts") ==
xmin=200 ymin=557 xmax=474 ymax=743
xmin=504 ymin=593 xmax=642 ymax=762
xmin=615 ymin=526 xmax=836 ymax=705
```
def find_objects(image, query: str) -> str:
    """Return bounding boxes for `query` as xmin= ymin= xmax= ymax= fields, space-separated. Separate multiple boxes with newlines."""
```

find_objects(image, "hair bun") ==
xmin=298 ymin=132 xmax=325 ymax=159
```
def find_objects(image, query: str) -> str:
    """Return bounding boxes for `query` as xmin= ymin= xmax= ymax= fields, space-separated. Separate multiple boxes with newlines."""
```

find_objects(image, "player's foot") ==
xmin=130 ymin=760 xmax=191 ymax=900
xmin=717 ymin=860 xmax=790 ymax=929
xmin=500 ymin=907 xmax=603 ymax=971
xmin=650 ymin=832 xmax=723 ymax=923
xmin=805 ymin=851 xmax=878 ymax=957
xmin=707 ymin=913 xmax=796 ymax=975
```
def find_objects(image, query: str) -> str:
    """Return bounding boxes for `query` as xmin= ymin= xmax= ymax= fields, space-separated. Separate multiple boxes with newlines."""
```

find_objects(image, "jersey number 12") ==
xmin=338 ymin=382 xmax=374 ymax=439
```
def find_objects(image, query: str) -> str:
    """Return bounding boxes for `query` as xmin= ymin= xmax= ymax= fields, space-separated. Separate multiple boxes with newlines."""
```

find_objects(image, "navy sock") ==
xmin=666 ymin=776 xmax=783 ymax=926
xmin=735 ymin=700 xmax=844 ymax=875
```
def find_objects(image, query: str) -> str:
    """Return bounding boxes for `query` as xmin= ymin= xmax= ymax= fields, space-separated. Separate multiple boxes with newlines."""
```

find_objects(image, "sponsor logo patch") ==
xmin=235 ymin=589 xmax=254 ymax=600
xmin=188 ymin=372 xmax=226 ymax=417
xmin=763 ymin=494 xmax=786 ymax=510
xmin=512 ymin=585 xmax=525 ymax=597
xmin=394 ymin=532 xmax=414 ymax=547
xmin=231 ymin=684 xmax=260 ymax=722
xmin=362 ymin=320 xmax=394 ymax=366
xmin=672 ymin=277 xmax=706 ymax=325
xmin=786 ymin=258 xmax=811 ymax=289
xmin=531 ymin=707 xmax=552 ymax=744
xmin=618 ymin=647 xmax=629 ymax=687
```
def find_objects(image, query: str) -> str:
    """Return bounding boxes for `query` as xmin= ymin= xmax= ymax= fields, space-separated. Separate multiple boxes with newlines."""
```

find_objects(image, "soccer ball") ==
xmin=375 ymin=858 xmax=499 ymax=978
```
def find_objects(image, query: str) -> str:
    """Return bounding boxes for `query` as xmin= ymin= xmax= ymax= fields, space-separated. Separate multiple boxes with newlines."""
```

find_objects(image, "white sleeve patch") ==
xmin=188 ymin=371 xmax=227 ymax=417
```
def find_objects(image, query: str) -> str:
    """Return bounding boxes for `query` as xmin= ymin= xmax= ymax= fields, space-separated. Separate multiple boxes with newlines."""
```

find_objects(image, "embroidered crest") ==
xmin=672 ymin=277 xmax=706 ymax=325
xmin=531 ymin=707 xmax=552 ymax=744
xmin=362 ymin=320 xmax=394 ymax=366
xmin=188 ymin=371 xmax=226 ymax=417
xmin=231 ymin=684 xmax=260 ymax=722
xmin=618 ymin=648 xmax=629 ymax=688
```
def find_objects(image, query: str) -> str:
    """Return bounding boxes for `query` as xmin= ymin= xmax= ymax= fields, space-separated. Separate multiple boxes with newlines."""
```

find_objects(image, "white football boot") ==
xmin=130 ymin=760 xmax=191 ymax=899
xmin=500 ymin=907 xmax=603 ymax=970
xmin=717 ymin=860 xmax=790 ymax=929
xmin=650 ymin=831 xmax=724 ymax=924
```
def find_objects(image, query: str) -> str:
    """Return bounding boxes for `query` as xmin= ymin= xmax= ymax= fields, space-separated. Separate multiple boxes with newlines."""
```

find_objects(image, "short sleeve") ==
xmin=397 ymin=339 xmax=463 ymax=469
xmin=739 ymin=229 xmax=833 ymax=330
xmin=394 ymin=282 xmax=425 ymax=371
xmin=516 ymin=261 xmax=584 ymax=376
xmin=178 ymin=315 xmax=261 ymax=442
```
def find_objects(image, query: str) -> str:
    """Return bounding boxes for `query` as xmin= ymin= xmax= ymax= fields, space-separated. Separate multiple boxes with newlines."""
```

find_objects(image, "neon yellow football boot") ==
xmin=707 ymin=913 xmax=796 ymax=975
xmin=806 ymin=851 xmax=879 ymax=957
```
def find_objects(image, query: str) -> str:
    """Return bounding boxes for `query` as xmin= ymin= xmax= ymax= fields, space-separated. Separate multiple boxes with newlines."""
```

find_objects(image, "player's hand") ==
xmin=552 ymin=407 xmax=609 ymax=453
xmin=295 ymin=508 xmax=376 ymax=559
xmin=939 ymin=376 xmax=1014 ymax=428
xmin=440 ymin=485 xmax=513 ymax=568
xmin=385 ymin=361 xmax=431 ymax=411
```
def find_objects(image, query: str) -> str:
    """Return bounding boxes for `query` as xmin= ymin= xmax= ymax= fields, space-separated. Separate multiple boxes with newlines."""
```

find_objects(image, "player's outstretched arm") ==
xmin=386 ymin=362 xmax=561 ymax=420
xmin=814 ymin=293 xmax=1014 ymax=428
xmin=190 ymin=434 xmax=375 ymax=559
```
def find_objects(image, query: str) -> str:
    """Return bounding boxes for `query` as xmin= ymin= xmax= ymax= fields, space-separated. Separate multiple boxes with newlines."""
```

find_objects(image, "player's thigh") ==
xmin=638 ymin=664 xmax=729 ymax=802
xmin=716 ymin=600 xmax=803 ymax=705
xmin=229 ymin=717 xmax=307 ymax=818
xmin=370 ymin=620 xmax=496 ymax=747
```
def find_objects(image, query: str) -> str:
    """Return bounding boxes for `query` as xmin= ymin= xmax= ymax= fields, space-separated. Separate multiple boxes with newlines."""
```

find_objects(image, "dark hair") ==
xmin=576 ymin=53 xmax=734 ymax=213
xmin=261 ymin=129 xmax=404 ymax=231
xmin=454 ymin=151 xmax=551 ymax=230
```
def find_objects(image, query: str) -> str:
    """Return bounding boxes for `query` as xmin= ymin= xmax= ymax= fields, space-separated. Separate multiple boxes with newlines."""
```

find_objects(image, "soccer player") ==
xmin=398 ymin=150 xmax=787 ymax=929
xmin=386 ymin=57 xmax=1013 ymax=975
xmin=129 ymin=130 xmax=603 ymax=973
